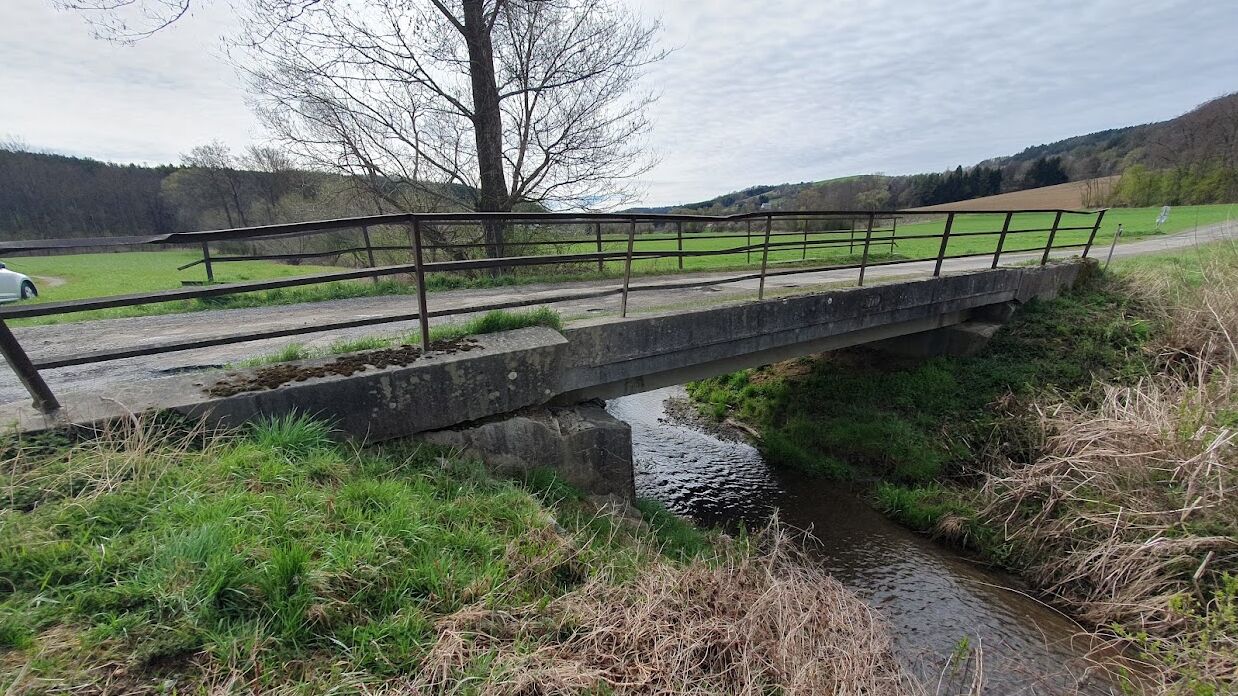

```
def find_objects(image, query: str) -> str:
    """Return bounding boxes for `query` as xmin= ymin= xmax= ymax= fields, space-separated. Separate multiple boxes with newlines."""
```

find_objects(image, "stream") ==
xmin=606 ymin=386 xmax=1120 ymax=695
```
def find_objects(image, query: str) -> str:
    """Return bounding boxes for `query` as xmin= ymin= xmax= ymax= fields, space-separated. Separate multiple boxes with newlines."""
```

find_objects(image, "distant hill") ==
xmin=908 ymin=176 xmax=1121 ymax=212
xmin=0 ymin=146 xmax=479 ymax=241
xmin=639 ymin=92 xmax=1238 ymax=214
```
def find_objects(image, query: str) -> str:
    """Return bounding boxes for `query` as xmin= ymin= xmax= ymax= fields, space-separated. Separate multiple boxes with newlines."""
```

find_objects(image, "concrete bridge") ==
xmin=1 ymin=260 xmax=1090 ymax=498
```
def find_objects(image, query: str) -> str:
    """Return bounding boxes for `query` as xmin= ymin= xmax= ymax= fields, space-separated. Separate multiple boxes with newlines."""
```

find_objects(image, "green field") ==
xmin=6 ymin=250 xmax=339 ymax=304
xmin=2 ymin=204 xmax=1231 ymax=325
xmin=580 ymin=203 xmax=1237 ymax=275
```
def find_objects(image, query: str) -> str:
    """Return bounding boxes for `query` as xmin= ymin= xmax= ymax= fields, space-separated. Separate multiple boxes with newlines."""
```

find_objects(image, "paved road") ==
xmin=2 ymin=222 xmax=1233 ymax=405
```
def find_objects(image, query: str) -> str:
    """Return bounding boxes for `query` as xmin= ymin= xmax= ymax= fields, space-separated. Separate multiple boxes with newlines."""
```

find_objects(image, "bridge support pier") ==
xmin=419 ymin=402 xmax=635 ymax=500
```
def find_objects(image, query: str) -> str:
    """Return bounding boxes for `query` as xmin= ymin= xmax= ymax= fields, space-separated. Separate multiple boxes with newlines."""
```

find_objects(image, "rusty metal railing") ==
xmin=0 ymin=208 xmax=1107 ymax=412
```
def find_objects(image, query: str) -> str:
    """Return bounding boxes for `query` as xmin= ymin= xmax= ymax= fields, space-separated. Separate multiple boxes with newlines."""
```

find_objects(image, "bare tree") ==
xmin=57 ymin=0 xmax=665 ymax=261
xmin=242 ymin=144 xmax=303 ymax=221
xmin=180 ymin=141 xmax=249 ymax=227
xmin=52 ymin=0 xmax=198 ymax=42
xmin=234 ymin=0 xmax=664 ymax=257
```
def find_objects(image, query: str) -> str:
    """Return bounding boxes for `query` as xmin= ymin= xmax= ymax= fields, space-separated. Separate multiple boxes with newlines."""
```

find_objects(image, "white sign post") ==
xmin=1156 ymin=206 xmax=1170 ymax=231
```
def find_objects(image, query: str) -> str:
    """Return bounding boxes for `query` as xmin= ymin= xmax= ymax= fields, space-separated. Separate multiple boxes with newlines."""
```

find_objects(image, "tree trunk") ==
xmin=461 ymin=0 xmax=510 ymax=271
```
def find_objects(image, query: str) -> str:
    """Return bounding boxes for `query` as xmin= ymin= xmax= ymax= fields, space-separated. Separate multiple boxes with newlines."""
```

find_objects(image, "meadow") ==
xmin=1 ymin=204 xmax=1231 ymax=326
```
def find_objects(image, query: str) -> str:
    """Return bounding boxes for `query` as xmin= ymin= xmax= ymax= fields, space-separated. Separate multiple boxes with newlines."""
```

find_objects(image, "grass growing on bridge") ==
xmin=0 ymin=415 xmax=914 ymax=694
xmin=234 ymin=306 xmax=563 ymax=368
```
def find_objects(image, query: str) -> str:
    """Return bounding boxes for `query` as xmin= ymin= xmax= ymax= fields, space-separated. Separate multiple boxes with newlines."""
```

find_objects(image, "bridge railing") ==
xmin=0 ymin=207 xmax=1106 ymax=412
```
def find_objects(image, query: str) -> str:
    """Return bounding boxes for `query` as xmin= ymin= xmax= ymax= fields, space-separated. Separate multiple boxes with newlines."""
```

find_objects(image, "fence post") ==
xmin=991 ymin=212 xmax=1014 ymax=269
xmin=746 ymin=220 xmax=752 ymax=263
xmin=933 ymin=213 xmax=955 ymax=277
xmin=858 ymin=213 xmax=875 ymax=287
xmin=1105 ymin=223 xmax=1124 ymax=269
xmin=1081 ymin=209 xmax=1108 ymax=259
xmin=758 ymin=214 xmax=773 ymax=300
xmin=361 ymin=225 xmax=379 ymax=284
xmin=201 ymin=242 xmax=215 ymax=283
xmin=410 ymin=219 xmax=431 ymax=351
xmin=802 ymin=217 xmax=809 ymax=260
xmin=849 ymin=218 xmax=856 ymax=254
xmin=1040 ymin=211 xmax=1064 ymax=266
xmin=0 ymin=320 xmax=59 ymax=413
xmin=594 ymin=222 xmax=604 ymax=274
xmin=676 ymin=221 xmax=684 ymax=271
xmin=620 ymin=219 xmax=636 ymax=317
xmin=889 ymin=217 xmax=897 ymax=254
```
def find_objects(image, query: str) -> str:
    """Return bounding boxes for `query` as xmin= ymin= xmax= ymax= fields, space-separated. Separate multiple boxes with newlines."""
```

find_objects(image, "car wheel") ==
xmin=20 ymin=281 xmax=37 ymax=299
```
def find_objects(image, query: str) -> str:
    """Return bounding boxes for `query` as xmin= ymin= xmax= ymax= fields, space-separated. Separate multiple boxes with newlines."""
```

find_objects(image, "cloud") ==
xmin=2 ymin=0 xmax=1235 ymax=207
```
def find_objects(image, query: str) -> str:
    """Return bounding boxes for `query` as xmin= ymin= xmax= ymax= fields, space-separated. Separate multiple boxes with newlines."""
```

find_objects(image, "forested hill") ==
xmin=0 ymin=149 xmax=178 ymax=239
xmin=635 ymin=91 xmax=1238 ymax=214
xmin=0 ymin=145 xmax=477 ymax=241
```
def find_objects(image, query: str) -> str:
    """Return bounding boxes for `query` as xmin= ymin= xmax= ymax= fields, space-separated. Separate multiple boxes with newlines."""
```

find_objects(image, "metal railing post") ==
xmin=858 ymin=213 xmax=875 ymax=286
xmin=410 ymin=219 xmax=431 ymax=351
xmin=933 ymin=213 xmax=955 ymax=277
xmin=1081 ymin=209 xmax=1108 ymax=259
xmin=889 ymin=217 xmax=897 ymax=254
xmin=620 ymin=219 xmax=636 ymax=317
xmin=361 ymin=225 xmax=379 ymax=283
xmin=991 ymin=212 xmax=1014 ymax=269
xmin=745 ymin=220 xmax=752 ymax=263
xmin=201 ymin=242 xmax=215 ymax=283
xmin=0 ymin=320 xmax=59 ymax=413
xmin=676 ymin=221 xmax=684 ymax=271
xmin=802 ymin=218 xmax=809 ymax=260
xmin=1105 ymin=224 xmax=1124 ymax=269
xmin=594 ymin=222 xmax=604 ymax=274
xmin=849 ymin=217 xmax=857 ymax=254
xmin=1040 ymin=211 xmax=1064 ymax=266
xmin=758 ymin=215 xmax=773 ymax=300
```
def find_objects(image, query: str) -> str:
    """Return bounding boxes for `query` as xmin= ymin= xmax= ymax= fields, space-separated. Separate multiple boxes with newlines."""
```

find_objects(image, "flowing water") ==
xmin=607 ymin=387 xmax=1121 ymax=695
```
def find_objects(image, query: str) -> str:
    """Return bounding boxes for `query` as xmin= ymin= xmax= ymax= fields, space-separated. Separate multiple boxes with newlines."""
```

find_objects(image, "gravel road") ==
xmin=2 ymin=222 xmax=1232 ymax=406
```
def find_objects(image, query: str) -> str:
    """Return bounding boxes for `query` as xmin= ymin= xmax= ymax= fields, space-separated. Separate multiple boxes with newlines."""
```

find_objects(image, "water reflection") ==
xmin=607 ymin=386 xmax=1117 ymax=695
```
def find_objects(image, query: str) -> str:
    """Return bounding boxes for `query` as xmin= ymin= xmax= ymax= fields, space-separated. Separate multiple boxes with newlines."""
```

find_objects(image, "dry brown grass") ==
xmin=973 ymin=248 xmax=1238 ymax=691
xmin=390 ymin=524 xmax=920 ymax=696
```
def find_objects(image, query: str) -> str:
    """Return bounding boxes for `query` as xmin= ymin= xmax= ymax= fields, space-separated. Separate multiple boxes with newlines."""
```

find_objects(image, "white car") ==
xmin=0 ymin=262 xmax=37 ymax=303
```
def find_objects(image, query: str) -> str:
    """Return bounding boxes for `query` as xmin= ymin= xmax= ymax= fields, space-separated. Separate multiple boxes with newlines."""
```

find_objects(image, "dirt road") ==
xmin=1 ymin=222 xmax=1231 ymax=406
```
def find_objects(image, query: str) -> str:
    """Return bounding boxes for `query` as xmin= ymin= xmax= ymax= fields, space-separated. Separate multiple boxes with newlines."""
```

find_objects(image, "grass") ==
xmin=6 ymin=204 xmax=1229 ymax=327
xmin=0 ymin=415 xmax=915 ymax=693
xmin=234 ymin=307 xmax=563 ymax=367
xmin=688 ymin=240 xmax=1238 ymax=692
xmin=686 ymin=270 xmax=1152 ymax=482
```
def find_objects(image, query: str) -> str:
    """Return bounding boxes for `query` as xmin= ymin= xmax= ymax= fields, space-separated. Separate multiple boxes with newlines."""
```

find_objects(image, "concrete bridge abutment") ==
xmin=418 ymin=402 xmax=635 ymax=500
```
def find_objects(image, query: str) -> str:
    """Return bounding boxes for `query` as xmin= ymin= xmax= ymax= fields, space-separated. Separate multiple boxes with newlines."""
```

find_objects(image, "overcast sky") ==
xmin=2 ymin=0 xmax=1236 ymax=207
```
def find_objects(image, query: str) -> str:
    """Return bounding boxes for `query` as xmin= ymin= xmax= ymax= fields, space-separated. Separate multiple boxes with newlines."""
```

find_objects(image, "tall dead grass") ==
xmin=973 ymin=246 xmax=1238 ymax=691
xmin=396 ymin=525 xmax=920 ymax=696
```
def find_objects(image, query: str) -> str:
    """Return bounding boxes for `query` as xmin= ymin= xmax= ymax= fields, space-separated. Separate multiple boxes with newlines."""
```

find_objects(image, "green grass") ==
xmin=0 ymin=414 xmax=714 ymax=691
xmin=2 ymin=250 xmax=413 ymax=326
xmin=235 ymin=307 xmax=564 ymax=367
xmin=5 ymin=204 xmax=1230 ymax=327
xmin=687 ymin=270 xmax=1154 ymax=483
xmin=8 ymin=250 xmax=341 ymax=303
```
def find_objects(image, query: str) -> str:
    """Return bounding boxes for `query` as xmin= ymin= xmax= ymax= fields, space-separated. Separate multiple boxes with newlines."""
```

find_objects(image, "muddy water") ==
xmin=607 ymin=387 xmax=1118 ymax=695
